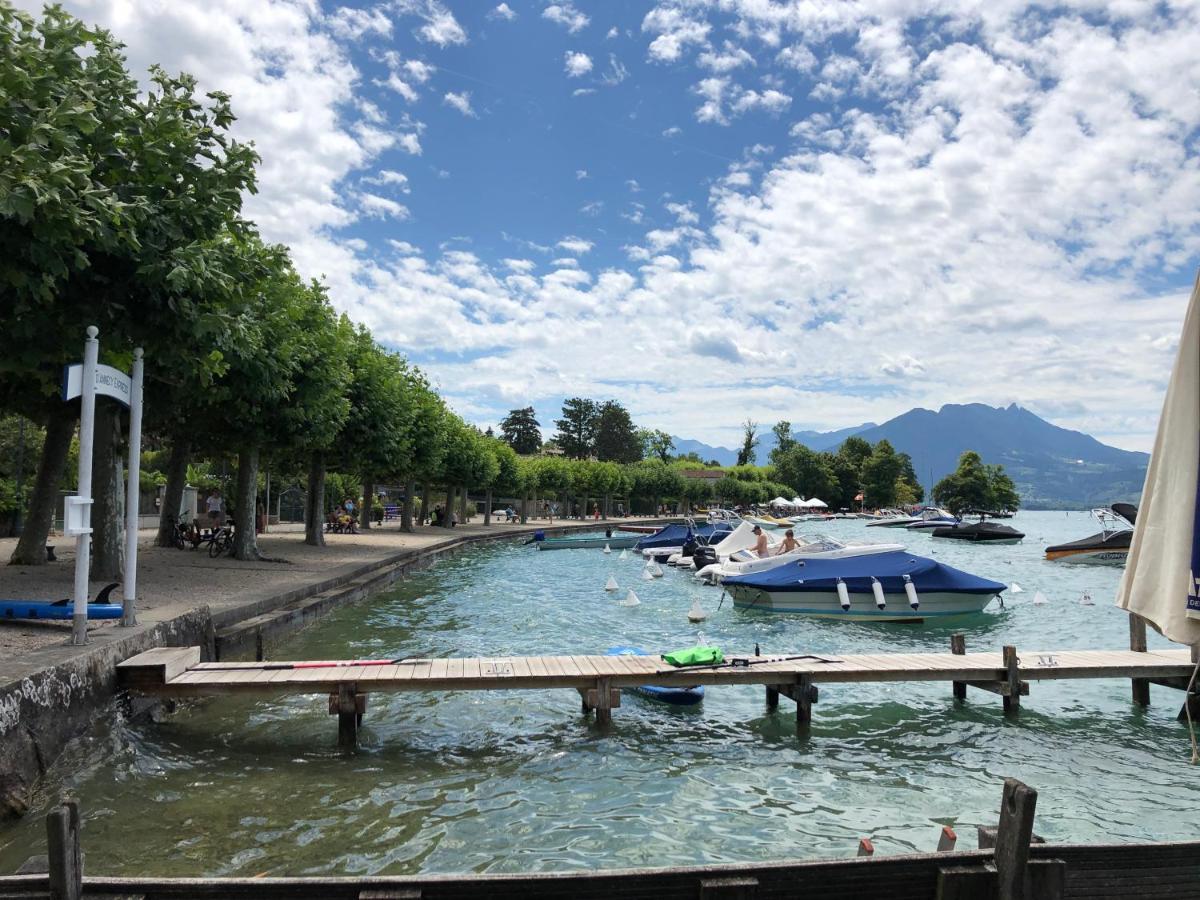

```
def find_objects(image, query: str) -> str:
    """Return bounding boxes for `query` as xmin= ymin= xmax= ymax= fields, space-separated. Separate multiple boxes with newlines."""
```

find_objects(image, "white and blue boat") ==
xmin=904 ymin=507 xmax=959 ymax=530
xmin=721 ymin=551 xmax=1005 ymax=622
xmin=606 ymin=647 xmax=704 ymax=705
xmin=636 ymin=522 xmax=734 ymax=563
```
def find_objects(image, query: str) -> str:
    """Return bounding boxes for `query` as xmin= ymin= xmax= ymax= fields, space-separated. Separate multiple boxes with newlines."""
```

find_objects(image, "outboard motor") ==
xmin=681 ymin=537 xmax=699 ymax=559
xmin=692 ymin=545 xmax=719 ymax=570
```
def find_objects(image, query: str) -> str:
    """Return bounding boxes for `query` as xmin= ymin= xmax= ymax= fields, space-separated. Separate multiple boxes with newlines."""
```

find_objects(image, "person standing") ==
xmin=206 ymin=489 xmax=223 ymax=530
xmin=752 ymin=525 xmax=769 ymax=558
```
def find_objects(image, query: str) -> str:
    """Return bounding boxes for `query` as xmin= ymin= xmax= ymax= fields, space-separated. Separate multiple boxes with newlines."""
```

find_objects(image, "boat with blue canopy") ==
xmin=721 ymin=551 xmax=1005 ymax=622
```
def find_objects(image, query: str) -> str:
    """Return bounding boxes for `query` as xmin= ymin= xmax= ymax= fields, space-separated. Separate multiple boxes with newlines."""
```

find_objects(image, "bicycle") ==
xmin=206 ymin=522 xmax=235 ymax=558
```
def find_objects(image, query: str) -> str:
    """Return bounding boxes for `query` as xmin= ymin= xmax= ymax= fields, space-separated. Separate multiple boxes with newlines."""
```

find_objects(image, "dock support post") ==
xmin=1129 ymin=613 xmax=1150 ymax=706
xmin=338 ymin=684 xmax=358 ymax=751
xmin=995 ymin=778 xmax=1036 ymax=900
xmin=1002 ymin=646 xmax=1021 ymax=715
xmin=46 ymin=800 xmax=82 ymax=900
xmin=581 ymin=678 xmax=620 ymax=726
xmin=765 ymin=685 xmax=779 ymax=710
xmin=950 ymin=633 xmax=967 ymax=701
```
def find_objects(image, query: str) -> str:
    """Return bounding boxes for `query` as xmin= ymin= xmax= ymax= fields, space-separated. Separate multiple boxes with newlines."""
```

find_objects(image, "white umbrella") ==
xmin=1115 ymin=271 xmax=1200 ymax=644
xmin=806 ymin=497 xmax=828 ymax=509
xmin=791 ymin=497 xmax=804 ymax=506
xmin=770 ymin=496 xmax=792 ymax=507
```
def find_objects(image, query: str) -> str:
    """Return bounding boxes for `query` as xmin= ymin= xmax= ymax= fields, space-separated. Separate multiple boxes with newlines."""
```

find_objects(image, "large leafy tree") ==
xmin=861 ymin=439 xmax=902 ymax=508
xmin=595 ymin=401 xmax=642 ymax=463
xmin=639 ymin=428 xmax=673 ymax=464
xmin=769 ymin=421 xmax=796 ymax=463
xmin=736 ymin=419 xmax=759 ymax=466
xmin=554 ymin=397 xmax=598 ymax=459
xmin=499 ymin=406 xmax=541 ymax=455
xmin=772 ymin=443 xmax=838 ymax=501
xmin=933 ymin=451 xmax=1020 ymax=515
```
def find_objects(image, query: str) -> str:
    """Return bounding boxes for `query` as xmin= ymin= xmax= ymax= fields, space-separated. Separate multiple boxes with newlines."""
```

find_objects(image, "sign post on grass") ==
xmin=67 ymin=327 xmax=100 ymax=646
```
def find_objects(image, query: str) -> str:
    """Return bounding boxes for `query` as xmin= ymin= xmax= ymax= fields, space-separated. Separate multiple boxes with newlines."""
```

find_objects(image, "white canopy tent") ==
xmin=791 ymin=497 xmax=804 ymax=507
xmin=769 ymin=496 xmax=793 ymax=507
xmin=805 ymin=497 xmax=828 ymax=509
xmin=1115 ymin=272 xmax=1200 ymax=645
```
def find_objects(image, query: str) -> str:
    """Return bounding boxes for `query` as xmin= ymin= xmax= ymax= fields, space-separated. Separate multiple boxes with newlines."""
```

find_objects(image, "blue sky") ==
xmin=31 ymin=0 xmax=1200 ymax=451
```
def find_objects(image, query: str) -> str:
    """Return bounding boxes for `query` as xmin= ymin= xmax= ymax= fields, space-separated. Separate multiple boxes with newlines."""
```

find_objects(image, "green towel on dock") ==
xmin=661 ymin=646 xmax=724 ymax=667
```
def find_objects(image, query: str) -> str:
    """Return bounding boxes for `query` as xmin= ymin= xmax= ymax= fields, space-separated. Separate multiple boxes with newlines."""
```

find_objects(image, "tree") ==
xmin=861 ymin=439 xmax=902 ymax=509
xmin=769 ymin=421 xmax=795 ymax=463
xmin=554 ymin=397 xmax=598 ymax=460
xmin=829 ymin=436 xmax=872 ymax=509
xmin=639 ymin=428 xmax=674 ymax=464
xmin=932 ymin=451 xmax=1020 ymax=515
xmin=772 ymin=444 xmax=838 ymax=501
xmin=499 ymin=407 xmax=541 ymax=455
xmin=595 ymin=401 xmax=642 ymax=463
xmin=897 ymin=452 xmax=924 ymax=504
xmin=736 ymin=419 xmax=759 ymax=466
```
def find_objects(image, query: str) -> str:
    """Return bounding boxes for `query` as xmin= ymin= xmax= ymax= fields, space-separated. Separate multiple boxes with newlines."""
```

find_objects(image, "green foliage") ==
xmin=861 ymin=439 xmax=902 ymax=508
xmin=736 ymin=419 xmax=759 ymax=466
xmin=771 ymin=443 xmax=838 ymax=501
xmin=769 ymin=421 xmax=795 ymax=463
xmin=639 ymin=427 xmax=673 ymax=464
xmin=554 ymin=397 xmax=599 ymax=460
xmin=499 ymin=406 xmax=541 ymax=455
xmin=933 ymin=451 xmax=1021 ymax=515
xmin=595 ymin=401 xmax=643 ymax=463
xmin=629 ymin=460 xmax=684 ymax=503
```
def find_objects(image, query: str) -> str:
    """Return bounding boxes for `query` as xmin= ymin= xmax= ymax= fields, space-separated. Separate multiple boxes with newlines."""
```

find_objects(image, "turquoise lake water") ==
xmin=0 ymin=510 xmax=1195 ymax=876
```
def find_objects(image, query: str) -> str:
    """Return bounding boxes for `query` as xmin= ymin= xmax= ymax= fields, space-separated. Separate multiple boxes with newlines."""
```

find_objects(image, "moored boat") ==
xmin=721 ymin=551 xmax=1005 ymax=621
xmin=1045 ymin=505 xmax=1135 ymax=564
xmin=697 ymin=535 xmax=906 ymax=584
xmin=932 ymin=519 xmax=1024 ymax=544
xmin=534 ymin=533 xmax=642 ymax=550
xmin=905 ymin=507 xmax=959 ymax=530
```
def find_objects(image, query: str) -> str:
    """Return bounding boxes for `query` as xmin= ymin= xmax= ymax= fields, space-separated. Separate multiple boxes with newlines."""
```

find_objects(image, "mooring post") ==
xmin=1179 ymin=643 xmax=1200 ymax=723
xmin=1129 ymin=613 xmax=1150 ymax=706
xmin=592 ymin=677 xmax=619 ymax=726
xmin=46 ymin=800 xmax=82 ymax=900
xmin=995 ymin=778 xmax=1037 ymax=900
xmin=795 ymin=675 xmax=815 ymax=726
xmin=337 ymin=683 xmax=358 ymax=751
xmin=951 ymin=633 xmax=967 ymax=701
xmin=1002 ymin=645 xmax=1021 ymax=715
xmin=937 ymin=825 xmax=957 ymax=852
xmin=765 ymin=685 xmax=779 ymax=710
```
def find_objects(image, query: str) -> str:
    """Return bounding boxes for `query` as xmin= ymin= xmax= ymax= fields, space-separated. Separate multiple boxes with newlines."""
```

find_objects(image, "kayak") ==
xmin=0 ymin=600 xmax=123 ymax=620
xmin=606 ymin=646 xmax=704 ymax=706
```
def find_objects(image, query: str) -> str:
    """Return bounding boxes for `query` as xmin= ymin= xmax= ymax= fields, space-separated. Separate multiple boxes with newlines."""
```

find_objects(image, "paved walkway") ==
xmin=0 ymin=515 xmax=660 ymax=685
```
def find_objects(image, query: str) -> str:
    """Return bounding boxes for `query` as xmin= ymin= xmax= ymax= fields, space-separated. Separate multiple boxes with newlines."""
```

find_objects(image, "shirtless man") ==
xmin=777 ymin=529 xmax=800 ymax=555
xmin=752 ymin=525 xmax=769 ymax=558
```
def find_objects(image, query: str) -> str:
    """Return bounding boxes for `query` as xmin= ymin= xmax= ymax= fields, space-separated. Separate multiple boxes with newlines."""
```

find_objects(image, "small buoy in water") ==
xmin=1033 ymin=591 xmax=1049 ymax=606
xmin=604 ymin=575 xmax=619 ymax=592
xmin=1079 ymin=591 xmax=1094 ymax=606
xmin=688 ymin=598 xmax=707 ymax=622
xmin=1010 ymin=582 xmax=1024 ymax=594
xmin=650 ymin=563 xmax=665 ymax=578
xmin=603 ymin=543 xmax=612 ymax=554
xmin=620 ymin=589 xmax=641 ymax=607
xmin=641 ymin=567 xmax=654 ymax=581
xmin=618 ymin=549 xmax=629 ymax=560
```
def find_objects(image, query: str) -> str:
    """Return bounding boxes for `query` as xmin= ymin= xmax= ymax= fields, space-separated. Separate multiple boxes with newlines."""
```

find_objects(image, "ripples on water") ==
xmin=1 ymin=511 xmax=1196 ymax=876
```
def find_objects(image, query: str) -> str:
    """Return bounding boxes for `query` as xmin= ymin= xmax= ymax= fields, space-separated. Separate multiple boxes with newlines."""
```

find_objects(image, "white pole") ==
xmin=121 ymin=348 xmax=144 ymax=627
xmin=72 ymin=326 xmax=99 ymax=645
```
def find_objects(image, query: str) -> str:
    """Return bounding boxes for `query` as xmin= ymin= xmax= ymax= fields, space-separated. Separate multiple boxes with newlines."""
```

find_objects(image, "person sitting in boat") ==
xmin=752 ymin=525 xmax=769 ymax=558
xmin=776 ymin=529 xmax=800 ymax=555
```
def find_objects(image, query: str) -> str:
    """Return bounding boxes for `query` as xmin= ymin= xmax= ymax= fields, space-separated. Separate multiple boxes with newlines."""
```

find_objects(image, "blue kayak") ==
xmin=606 ymin=646 xmax=704 ymax=706
xmin=0 ymin=583 xmax=122 ymax=620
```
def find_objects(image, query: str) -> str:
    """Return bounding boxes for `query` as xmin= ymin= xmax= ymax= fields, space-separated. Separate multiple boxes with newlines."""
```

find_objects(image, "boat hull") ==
xmin=1044 ymin=547 xmax=1128 ymax=565
xmin=725 ymin=585 xmax=994 ymax=621
xmin=536 ymin=535 xmax=640 ymax=550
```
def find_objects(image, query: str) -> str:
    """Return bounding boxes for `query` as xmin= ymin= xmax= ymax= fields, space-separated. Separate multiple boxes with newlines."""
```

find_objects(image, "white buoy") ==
xmin=837 ymin=579 xmax=851 ymax=611
xmin=604 ymin=575 xmax=619 ymax=592
xmin=603 ymin=543 xmax=612 ymax=554
xmin=903 ymin=574 xmax=919 ymax=610
xmin=620 ymin=589 xmax=641 ymax=607
xmin=619 ymin=549 xmax=629 ymax=560
xmin=1010 ymin=582 xmax=1024 ymax=594
xmin=641 ymin=567 xmax=654 ymax=581
xmin=1079 ymin=591 xmax=1094 ymax=606
xmin=687 ymin=598 xmax=707 ymax=622
xmin=871 ymin=577 xmax=886 ymax=610
xmin=650 ymin=563 xmax=665 ymax=578
xmin=1033 ymin=591 xmax=1049 ymax=606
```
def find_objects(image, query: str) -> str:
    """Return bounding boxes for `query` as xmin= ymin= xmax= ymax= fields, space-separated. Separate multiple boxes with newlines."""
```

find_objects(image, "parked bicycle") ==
xmin=207 ymin=522 xmax=235 ymax=557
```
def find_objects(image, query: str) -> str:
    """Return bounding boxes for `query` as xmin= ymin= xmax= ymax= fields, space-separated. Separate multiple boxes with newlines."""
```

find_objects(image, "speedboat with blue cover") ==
xmin=606 ymin=647 xmax=704 ymax=705
xmin=721 ymin=551 xmax=1005 ymax=622
xmin=636 ymin=522 xmax=734 ymax=562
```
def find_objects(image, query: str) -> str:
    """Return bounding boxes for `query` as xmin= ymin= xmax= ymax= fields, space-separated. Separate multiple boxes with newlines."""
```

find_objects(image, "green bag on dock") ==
xmin=661 ymin=646 xmax=724 ymax=667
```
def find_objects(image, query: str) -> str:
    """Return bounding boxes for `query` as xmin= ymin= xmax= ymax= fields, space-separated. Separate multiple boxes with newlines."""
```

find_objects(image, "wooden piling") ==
xmin=46 ymin=800 xmax=82 ymax=900
xmin=337 ymin=683 xmax=358 ymax=751
xmin=950 ymin=634 xmax=967 ymax=701
xmin=856 ymin=838 xmax=874 ymax=857
xmin=1129 ymin=613 xmax=1150 ymax=706
xmin=1002 ymin=646 xmax=1021 ymax=715
xmin=937 ymin=825 xmax=957 ymax=852
xmin=995 ymin=778 xmax=1036 ymax=900
xmin=765 ymin=685 xmax=779 ymax=710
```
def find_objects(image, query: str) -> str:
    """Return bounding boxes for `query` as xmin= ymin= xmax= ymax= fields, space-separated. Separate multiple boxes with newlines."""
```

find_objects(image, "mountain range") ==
xmin=672 ymin=403 xmax=1149 ymax=509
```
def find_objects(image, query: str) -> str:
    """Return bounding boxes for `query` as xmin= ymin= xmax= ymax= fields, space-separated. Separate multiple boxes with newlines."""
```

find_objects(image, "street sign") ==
xmin=62 ymin=363 xmax=132 ymax=407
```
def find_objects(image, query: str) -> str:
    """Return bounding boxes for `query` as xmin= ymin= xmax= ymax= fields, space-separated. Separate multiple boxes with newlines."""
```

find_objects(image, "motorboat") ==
xmin=905 ymin=508 xmax=959 ymax=530
xmin=867 ymin=512 xmax=922 ymax=527
xmin=932 ymin=518 xmax=1024 ymax=545
xmin=1044 ymin=504 xmax=1135 ymax=565
xmin=696 ymin=534 xmax=906 ymax=584
xmin=721 ymin=551 xmax=1006 ymax=621
xmin=689 ymin=520 xmax=780 ymax=572
xmin=637 ymin=521 xmax=734 ymax=563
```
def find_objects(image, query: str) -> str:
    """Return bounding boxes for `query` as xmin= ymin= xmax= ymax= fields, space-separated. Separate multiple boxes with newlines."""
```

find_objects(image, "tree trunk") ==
xmin=484 ymin=489 xmax=492 ymax=525
xmin=305 ymin=454 xmax=326 ymax=546
xmin=519 ymin=492 xmax=528 ymax=525
xmin=402 ymin=480 xmax=415 ymax=532
xmin=155 ymin=439 xmax=190 ymax=547
xmin=603 ymin=493 xmax=610 ymax=519
xmin=442 ymin=486 xmax=454 ymax=527
xmin=459 ymin=483 xmax=468 ymax=524
xmin=10 ymin=408 xmax=75 ymax=565
xmin=232 ymin=447 xmax=260 ymax=560
xmin=361 ymin=481 xmax=374 ymax=530
xmin=90 ymin=401 xmax=125 ymax=581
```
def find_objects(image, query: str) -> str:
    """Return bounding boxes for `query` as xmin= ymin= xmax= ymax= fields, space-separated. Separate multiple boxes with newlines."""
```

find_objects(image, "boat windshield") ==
xmin=796 ymin=534 xmax=846 ymax=552
xmin=1092 ymin=507 xmax=1133 ymax=535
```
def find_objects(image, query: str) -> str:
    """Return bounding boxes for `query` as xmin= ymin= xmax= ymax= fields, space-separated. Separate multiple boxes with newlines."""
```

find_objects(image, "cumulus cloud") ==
xmin=543 ymin=3 xmax=589 ymax=34
xmin=564 ymin=51 xmax=593 ymax=77
xmin=364 ymin=170 xmax=411 ymax=192
xmin=557 ymin=236 xmax=594 ymax=254
xmin=443 ymin=90 xmax=476 ymax=116
xmin=489 ymin=3 xmax=516 ymax=21
xmin=404 ymin=0 xmax=467 ymax=46
xmin=642 ymin=5 xmax=710 ymax=62
xmin=359 ymin=193 xmax=409 ymax=220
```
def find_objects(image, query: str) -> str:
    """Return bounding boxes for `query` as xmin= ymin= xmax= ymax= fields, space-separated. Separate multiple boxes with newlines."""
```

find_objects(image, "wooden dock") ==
xmin=118 ymin=641 xmax=1198 ymax=749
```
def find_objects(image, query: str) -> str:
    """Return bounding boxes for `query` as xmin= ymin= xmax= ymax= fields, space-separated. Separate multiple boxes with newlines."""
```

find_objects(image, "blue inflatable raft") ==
xmin=0 ymin=583 xmax=122 ymax=620
xmin=606 ymin=646 xmax=704 ymax=706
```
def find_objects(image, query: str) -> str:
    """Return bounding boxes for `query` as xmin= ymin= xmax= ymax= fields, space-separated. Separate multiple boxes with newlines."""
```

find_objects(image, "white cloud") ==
xmin=489 ymin=3 xmax=516 ymax=21
xmin=564 ymin=51 xmax=593 ymax=77
xmin=359 ymin=193 xmax=409 ymax=220
xmin=572 ymin=87 xmax=596 ymax=97
xmin=404 ymin=59 xmax=435 ymax=83
xmin=557 ymin=236 xmax=594 ymax=254
xmin=602 ymin=53 xmax=630 ymax=85
xmin=606 ymin=26 xmax=619 ymax=39
xmin=406 ymin=0 xmax=467 ymax=46
xmin=389 ymin=240 xmax=420 ymax=254
xmin=397 ymin=132 xmax=423 ymax=155
xmin=327 ymin=6 xmax=391 ymax=40
xmin=626 ymin=179 xmax=642 ymax=192
xmin=364 ymin=170 xmax=411 ymax=192
xmin=662 ymin=126 xmax=682 ymax=137
xmin=504 ymin=258 xmax=536 ymax=272
xmin=543 ymin=3 xmax=589 ymax=34
xmin=698 ymin=41 xmax=754 ymax=73
xmin=576 ymin=169 xmax=589 ymax=179
xmin=694 ymin=78 xmax=791 ymax=124
xmin=443 ymin=90 xmax=476 ymax=116
xmin=580 ymin=200 xmax=604 ymax=215
xmin=642 ymin=6 xmax=710 ymax=62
